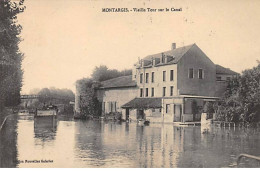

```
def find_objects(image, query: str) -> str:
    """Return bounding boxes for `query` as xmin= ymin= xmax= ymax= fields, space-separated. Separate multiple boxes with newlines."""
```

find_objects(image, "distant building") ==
xmin=79 ymin=43 xmax=238 ymax=123
xmin=215 ymin=64 xmax=239 ymax=97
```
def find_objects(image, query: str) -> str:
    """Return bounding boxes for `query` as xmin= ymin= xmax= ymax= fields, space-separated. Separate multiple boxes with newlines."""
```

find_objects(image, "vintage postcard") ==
xmin=0 ymin=0 xmax=260 ymax=168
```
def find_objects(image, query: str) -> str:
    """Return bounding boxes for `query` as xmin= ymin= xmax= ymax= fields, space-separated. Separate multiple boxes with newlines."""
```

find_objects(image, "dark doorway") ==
xmin=137 ymin=109 xmax=144 ymax=120
xmin=126 ymin=108 xmax=129 ymax=121
xmin=192 ymin=100 xmax=198 ymax=121
xmin=174 ymin=104 xmax=182 ymax=122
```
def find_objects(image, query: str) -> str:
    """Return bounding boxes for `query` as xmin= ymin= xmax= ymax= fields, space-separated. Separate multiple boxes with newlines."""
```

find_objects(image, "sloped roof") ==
xmin=142 ymin=44 xmax=195 ymax=65
xmin=99 ymin=75 xmax=137 ymax=89
xmin=216 ymin=65 xmax=239 ymax=75
xmin=122 ymin=98 xmax=162 ymax=109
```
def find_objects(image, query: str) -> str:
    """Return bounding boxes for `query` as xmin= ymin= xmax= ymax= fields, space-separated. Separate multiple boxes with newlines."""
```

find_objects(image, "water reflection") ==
xmin=1 ymin=116 xmax=259 ymax=168
xmin=74 ymin=120 xmax=106 ymax=167
xmin=34 ymin=117 xmax=57 ymax=142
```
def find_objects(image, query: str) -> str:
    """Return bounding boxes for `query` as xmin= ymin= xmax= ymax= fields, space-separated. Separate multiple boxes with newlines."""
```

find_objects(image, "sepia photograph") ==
xmin=0 ymin=0 xmax=260 ymax=168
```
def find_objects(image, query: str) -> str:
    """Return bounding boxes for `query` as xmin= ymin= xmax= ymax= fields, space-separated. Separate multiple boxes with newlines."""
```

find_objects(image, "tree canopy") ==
xmin=91 ymin=65 xmax=132 ymax=82
xmin=75 ymin=65 xmax=131 ymax=117
xmin=37 ymin=87 xmax=75 ymax=104
xmin=0 ymin=0 xmax=25 ymax=110
xmin=217 ymin=62 xmax=260 ymax=124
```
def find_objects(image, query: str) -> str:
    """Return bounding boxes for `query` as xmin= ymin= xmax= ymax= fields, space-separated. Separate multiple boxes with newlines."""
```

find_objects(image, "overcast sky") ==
xmin=18 ymin=0 xmax=260 ymax=94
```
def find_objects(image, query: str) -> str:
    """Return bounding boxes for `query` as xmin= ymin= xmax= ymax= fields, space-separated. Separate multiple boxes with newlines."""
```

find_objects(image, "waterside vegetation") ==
xmin=215 ymin=62 xmax=260 ymax=126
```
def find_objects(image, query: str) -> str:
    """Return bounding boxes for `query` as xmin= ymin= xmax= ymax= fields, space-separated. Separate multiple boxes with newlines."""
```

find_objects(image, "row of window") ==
xmin=140 ymin=68 xmax=204 ymax=84
xmin=216 ymin=76 xmax=231 ymax=81
xmin=188 ymin=68 xmax=204 ymax=79
xmin=103 ymin=101 xmax=117 ymax=113
xmin=140 ymin=86 xmax=174 ymax=97
xmin=140 ymin=70 xmax=174 ymax=84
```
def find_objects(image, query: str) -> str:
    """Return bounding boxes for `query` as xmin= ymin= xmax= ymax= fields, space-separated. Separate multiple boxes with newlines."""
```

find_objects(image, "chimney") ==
xmin=151 ymin=57 xmax=154 ymax=66
xmin=161 ymin=53 xmax=165 ymax=63
xmin=141 ymin=59 xmax=144 ymax=67
xmin=171 ymin=43 xmax=176 ymax=50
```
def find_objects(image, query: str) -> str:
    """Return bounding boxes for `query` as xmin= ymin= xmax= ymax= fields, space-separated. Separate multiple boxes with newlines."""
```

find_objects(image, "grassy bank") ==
xmin=0 ymin=108 xmax=13 ymax=125
xmin=0 ymin=108 xmax=18 ymax=168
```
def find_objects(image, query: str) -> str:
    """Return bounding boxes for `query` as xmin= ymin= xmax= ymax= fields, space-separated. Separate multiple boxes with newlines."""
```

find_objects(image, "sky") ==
xmin=18 ymin=0 xmax=260 ymax=94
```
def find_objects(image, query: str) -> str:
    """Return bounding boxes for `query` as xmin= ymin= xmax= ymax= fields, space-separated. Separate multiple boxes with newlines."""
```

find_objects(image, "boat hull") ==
xmin=35 ymin=109 xmax=57 ymax=117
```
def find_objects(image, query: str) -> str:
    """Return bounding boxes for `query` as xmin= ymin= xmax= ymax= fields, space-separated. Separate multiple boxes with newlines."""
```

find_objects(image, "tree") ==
xmin=0 ymin=0 xmax=25 ymax=110
xmin=238 ymin=63 xmax=260 ymax=123
xmin=76 ymin=65 xmax=132 ymax=118
xmin=91 ymin=65 xmax=132 ymax=82
xmin=76 ymin=78 xmax=101 ymax=117
xmin=217 ymin=62 xmax=260 ymax=124
xmin=38 ymin=87 xmax=74 ymax=104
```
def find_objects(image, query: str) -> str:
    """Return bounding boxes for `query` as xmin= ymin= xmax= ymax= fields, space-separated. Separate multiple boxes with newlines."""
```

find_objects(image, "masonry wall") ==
xmin=162 ymin=98 xmax=183 ymax=122
xmin=177 ymin=45 xmax=216 ymax=97
xmin=145 ymin=109 xmax=162 ymax=123
xmin=135 ymin=64 xmax=178 ymax=98
xmin=97 ymin=87 xmax=138 ymax=114
xmin=126 ymin=108 xmax=162 ymax=123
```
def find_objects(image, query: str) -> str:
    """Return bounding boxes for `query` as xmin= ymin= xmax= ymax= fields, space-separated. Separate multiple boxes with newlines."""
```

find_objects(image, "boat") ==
xmin=138 ymin=119 xmax=150 ymax=125
xmin=18 ymin=109 xmax=30 ymax=115
xmin=35 ymin=105 xmax=58 ymax=117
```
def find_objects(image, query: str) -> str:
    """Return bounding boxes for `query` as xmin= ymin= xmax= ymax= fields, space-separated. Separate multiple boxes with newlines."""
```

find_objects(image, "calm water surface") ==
xmin=1 ymin=114 xmax=260 ymax=168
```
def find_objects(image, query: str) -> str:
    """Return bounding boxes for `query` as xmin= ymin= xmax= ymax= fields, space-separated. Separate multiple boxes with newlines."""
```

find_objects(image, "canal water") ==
xmin=0 ymin=114 xmax=260 ymax=168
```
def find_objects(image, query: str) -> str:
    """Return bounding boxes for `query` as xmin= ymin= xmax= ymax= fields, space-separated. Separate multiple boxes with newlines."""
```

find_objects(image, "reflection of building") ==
xmin=134 ymin=124 xmax=185 ymax=167
xmin=74 ymin=120 xmax=106 ymax=167
xmin=79 ymin=43 xmax=238 ymax=123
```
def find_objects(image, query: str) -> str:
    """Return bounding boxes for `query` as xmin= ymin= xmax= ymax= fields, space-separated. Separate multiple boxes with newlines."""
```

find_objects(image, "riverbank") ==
xmin=0 ymin=108 xmax=18 ymax=168
xmin=0 ymin=108 xmax=14 ymax=126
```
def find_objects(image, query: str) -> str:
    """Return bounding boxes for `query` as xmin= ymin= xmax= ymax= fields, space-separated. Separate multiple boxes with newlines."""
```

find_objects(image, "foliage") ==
xmin=91 ymin=65 xmax=132 ymax=82
xmin=37 ymin=87 xmax=75 ymax=104
xmin=217 ymin=62 xmax=260 ymax=123
xmin=76 ymin=65 xmax=132 ymax=118
xmin=203 ymin=102 xmax=214 ymax=114
xmin=76 ymin=78 xmax=101 ymax=117
xmin=203 ymin=101 xmax=215 ymax=119
xmin=0 ymin=0 xmax=25 ymax=110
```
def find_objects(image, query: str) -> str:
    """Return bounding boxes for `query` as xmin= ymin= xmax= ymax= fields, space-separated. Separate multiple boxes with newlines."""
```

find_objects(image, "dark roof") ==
xmin=122 ymin=98 xmax=162 ymax=109
xmin=216 ymin=65 xmax=239 ymax=75
xmin=99 ymin=75 xmax=137 ymax=89
xmin=142 ymin=44 xmax=195 ymax=65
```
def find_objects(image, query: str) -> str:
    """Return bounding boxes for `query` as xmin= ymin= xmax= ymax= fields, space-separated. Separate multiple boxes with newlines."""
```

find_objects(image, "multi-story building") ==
xmin=86 ymin=43 xmax=238 ymax=123
xmin=121 ymin=43 xmax=238 ymax=122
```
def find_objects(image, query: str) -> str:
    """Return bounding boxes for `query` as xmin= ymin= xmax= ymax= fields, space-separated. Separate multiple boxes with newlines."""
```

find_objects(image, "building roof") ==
xmin=122 ymin=98 xmax=162 ymax=109
xmin=99 ymin=75 xmax=137 ymax=89
xmin=142 ymin=44 xmax=195 ymax=65
xmin=216 ymin=64 xmax=239 ymax=75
